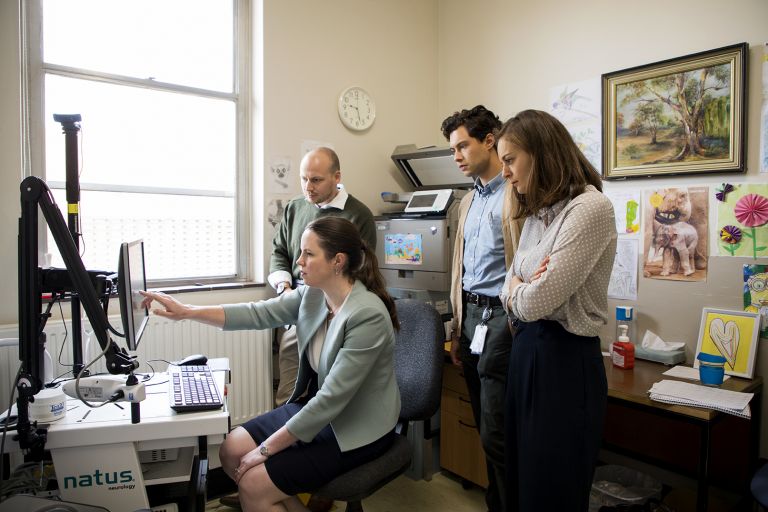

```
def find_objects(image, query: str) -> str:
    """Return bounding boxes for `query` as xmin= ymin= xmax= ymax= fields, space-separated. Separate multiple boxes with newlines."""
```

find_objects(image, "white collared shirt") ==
xmin=318 ymin=188 xmax=349 ymax=210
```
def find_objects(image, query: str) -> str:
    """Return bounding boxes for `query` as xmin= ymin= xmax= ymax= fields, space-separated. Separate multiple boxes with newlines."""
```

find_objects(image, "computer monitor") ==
xmin=118 ymin=239 xmax=149 ymax=351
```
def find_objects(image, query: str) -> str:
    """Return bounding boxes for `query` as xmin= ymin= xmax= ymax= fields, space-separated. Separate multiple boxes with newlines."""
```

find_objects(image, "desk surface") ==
xmin=2 ymin=360 xmax=230 ymax=512
xmin=604 ymin=357 xmax=762 ymax=421
xmin=4 ymin=359 xmax=230 ymax=450
xmin=441 ymin=344 xmax=762 ymax=420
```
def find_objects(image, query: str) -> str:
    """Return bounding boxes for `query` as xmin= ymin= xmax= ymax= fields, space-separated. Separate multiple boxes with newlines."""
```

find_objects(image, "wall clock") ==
xmin=338 ymin=86 xmax=375 ymax=131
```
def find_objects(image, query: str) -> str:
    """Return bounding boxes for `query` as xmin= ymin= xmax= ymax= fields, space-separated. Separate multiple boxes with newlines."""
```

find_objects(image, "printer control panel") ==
xmin=404 ymin=189 xmax=453 ymax=214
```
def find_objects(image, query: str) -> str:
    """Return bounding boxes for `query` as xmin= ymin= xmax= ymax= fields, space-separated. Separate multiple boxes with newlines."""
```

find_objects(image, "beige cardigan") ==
xmin=449 ymin=180 xmax=523 ymax=337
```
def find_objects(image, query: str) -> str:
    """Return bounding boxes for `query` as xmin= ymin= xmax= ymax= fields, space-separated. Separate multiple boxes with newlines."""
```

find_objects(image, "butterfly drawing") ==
xmin=715 ymin=183 xmax=734 ymax=202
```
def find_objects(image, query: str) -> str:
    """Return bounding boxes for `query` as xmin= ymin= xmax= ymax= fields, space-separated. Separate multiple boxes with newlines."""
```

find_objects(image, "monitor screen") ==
xmin=118 ymin=240 xmax=149 ymax=351
xmin=408 ymin=193 xmax=438 ymax=208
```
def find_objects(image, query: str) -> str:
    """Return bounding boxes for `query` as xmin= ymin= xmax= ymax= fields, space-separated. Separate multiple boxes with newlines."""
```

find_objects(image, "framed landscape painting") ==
xmin=602 ymin=43 xmax=747 ymax=179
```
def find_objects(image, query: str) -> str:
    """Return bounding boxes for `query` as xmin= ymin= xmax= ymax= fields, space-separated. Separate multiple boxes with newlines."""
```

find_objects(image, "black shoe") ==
xmin=307 ymin=495 xmax=334 ymax=512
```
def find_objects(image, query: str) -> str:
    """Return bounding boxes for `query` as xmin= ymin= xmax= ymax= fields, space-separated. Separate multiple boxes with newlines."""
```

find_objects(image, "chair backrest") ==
xmin=392 ymin=299 xmax=444 ymax=422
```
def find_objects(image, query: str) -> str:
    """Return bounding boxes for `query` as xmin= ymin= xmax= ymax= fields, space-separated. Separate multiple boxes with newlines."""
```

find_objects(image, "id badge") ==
xmin=470 ymin=324 xmax=488 ymax=355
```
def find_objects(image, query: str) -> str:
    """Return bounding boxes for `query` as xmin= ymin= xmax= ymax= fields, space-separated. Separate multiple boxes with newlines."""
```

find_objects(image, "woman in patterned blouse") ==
xmin=497 ymin=110 xmax=617 ymax=512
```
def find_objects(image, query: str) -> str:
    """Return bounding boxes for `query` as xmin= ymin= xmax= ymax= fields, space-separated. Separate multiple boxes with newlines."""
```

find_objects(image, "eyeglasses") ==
xmin=747 ymin=277 xmax=767 ymax=292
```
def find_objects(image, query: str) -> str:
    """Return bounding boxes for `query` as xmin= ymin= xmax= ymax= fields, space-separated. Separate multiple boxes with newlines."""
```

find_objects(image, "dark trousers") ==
xmin=504 ymin=319 xmax=607 ymax=512
xmin=458 ymin=302 xmax=512 ymax=512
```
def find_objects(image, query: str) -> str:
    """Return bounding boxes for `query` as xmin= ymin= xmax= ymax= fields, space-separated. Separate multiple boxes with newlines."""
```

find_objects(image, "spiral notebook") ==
xmin=648 ymin=379 xmax=753 ymax=419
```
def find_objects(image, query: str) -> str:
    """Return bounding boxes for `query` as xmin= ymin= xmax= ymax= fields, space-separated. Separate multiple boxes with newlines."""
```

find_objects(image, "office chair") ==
xmin=752 ymin=462 xmax=768 ymax=510
xmin=313 ymin=299 xmax=445 ymax=512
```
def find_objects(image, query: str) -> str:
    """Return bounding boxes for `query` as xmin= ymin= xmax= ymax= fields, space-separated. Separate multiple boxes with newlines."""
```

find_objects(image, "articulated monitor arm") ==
xmin=17 ymin=176 xmax=138 ymax=453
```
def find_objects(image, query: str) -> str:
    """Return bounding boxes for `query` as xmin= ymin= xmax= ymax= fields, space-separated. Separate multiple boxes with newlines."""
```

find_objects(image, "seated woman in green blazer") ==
xmin=140 ymin=216 xmax=401 ymax=512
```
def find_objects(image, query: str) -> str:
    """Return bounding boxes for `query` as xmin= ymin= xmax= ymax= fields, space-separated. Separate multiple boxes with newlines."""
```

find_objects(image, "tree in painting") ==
xmin=617 ymin=64 xmax=730 ymax=165
xmin=633 ymin=102 xmax=665 ymax=144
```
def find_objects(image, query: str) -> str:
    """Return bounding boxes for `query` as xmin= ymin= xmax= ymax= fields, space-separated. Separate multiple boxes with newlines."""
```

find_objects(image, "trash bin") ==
xmin=589 ymin=465 xmax=662 ymax=511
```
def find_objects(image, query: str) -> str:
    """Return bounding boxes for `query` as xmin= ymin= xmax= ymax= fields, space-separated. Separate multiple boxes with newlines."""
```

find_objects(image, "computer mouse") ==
xmin=175 ymin=354 xmax=208 ymax=366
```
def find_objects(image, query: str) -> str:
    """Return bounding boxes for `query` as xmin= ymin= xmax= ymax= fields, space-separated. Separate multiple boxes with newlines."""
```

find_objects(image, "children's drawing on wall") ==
xmin=384 ymin=233 xmax=422 ymax=266
xmin=744 ymin=264 xmax=768 ymax=339
xmin=568 ymin=126 xmax=601 ymax=171
xmin=642 ymin=186 xmax=708 ymax=281
xmin=716 ymin=183 xmax=768 ymax=259
xmin=606 ymin=190 xmax=641 ymax=235
xmin=760 ymin=42 xmax=768 ymax=174
xmin=549 ymin=78 xmax=601 ymax=171
xmin=695 ymin=307 xmax=760 ymax=378
xmin=608 ymin=238 xmax=638 ymax=301
xmin=269 ymin=156 xmax=292 ymax=193
xmin=266 ymin=199 xmax=285 ymax=232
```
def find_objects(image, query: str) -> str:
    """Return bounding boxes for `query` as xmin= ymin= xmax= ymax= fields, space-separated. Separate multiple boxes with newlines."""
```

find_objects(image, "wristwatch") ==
xmin=276 ymin=282 xmax=289 ymax=295
xmin=259 ymin=443 xmax=270 ymax=458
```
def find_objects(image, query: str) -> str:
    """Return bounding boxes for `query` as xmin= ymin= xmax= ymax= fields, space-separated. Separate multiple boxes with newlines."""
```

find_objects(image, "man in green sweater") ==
xmin=269 ymin=147 xmax=376 ymax=406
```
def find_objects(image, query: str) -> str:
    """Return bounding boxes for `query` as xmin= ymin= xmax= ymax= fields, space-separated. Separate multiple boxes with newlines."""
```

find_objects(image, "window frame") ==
xmin=21 ymin=0 xmax=254 ymax=287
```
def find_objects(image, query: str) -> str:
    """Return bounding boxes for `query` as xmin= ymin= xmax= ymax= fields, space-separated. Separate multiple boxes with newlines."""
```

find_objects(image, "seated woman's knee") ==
xmin=219 ymin=427 xmax=255 ymax=471
xmin=218 ymin=440 xmax=237 ymax=472
xmin=238 ymin=465 xmax=281 ymax=510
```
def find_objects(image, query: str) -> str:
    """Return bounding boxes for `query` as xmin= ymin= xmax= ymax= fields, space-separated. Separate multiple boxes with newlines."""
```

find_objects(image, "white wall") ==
xmin=437 ymin=0 xmax=768 ymax=453
xmin=0 ymin=1 xmax=23 ymax=325
xmin=260 ymin=0 xmax=439 ymax=273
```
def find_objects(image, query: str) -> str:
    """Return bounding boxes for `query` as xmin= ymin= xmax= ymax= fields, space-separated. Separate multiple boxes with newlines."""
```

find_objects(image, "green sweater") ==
xmin=269 ymin=193 xmax=377 ymax=284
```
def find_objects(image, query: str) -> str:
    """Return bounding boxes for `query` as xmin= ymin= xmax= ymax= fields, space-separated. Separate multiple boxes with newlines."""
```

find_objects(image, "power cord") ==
xmin=74 ymin=332 xmax=122 ymax=409
xmin=54 ymin=299 xmax=73 ymax=368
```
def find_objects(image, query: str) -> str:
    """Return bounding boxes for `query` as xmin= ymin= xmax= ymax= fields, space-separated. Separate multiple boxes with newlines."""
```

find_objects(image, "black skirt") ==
xmin=505 ymin=319 xmax=607 ymax=512
xmin=241 ymin=399 xmax=395 ymax=495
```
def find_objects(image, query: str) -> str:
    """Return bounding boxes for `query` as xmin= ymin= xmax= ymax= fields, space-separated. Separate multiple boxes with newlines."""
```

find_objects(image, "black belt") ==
xmin=463 ymin=290 xmax=502 ymax=307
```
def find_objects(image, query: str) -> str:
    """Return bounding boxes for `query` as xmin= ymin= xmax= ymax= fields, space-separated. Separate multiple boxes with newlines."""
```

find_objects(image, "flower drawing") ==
xmin=735 ymin=194 xmax=768 ymax=227
xmin=734 ymin=193 xmax=768 ymax=259
xmin=720 ymin=225 xmax=742 ymax=256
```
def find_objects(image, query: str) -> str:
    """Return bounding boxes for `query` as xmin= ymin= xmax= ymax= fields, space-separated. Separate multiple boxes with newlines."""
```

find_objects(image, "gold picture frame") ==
xmin=694 ymin=307 xmax=760 ymax=379
xmin=602 ymin=43 xmax=747 ymax=180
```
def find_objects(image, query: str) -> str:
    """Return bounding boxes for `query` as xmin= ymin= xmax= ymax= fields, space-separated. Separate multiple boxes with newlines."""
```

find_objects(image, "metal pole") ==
xmin=53 ymin=113 xmax=85 ymax=376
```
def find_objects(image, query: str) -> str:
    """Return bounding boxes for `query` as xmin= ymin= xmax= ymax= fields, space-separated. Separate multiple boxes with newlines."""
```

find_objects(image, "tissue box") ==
xmin=635 ymin=346 xmax=686 ymax=365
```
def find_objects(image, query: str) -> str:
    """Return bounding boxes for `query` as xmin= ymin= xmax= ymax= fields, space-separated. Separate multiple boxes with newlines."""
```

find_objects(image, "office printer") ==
xmin=375 ymin=145 xmax=471 ymax=316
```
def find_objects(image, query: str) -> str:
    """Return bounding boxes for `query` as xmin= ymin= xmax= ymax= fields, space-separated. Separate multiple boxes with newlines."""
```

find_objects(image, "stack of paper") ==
xmin=662 ymin=365 xmax=730 ymax=382
xmin=648 ymin=379 xmax=753 ymax=419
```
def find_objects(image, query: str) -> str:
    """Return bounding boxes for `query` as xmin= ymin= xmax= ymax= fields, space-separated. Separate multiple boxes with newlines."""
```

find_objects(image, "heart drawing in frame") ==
xmin=709 ymin=317 xmax=739 ymax=369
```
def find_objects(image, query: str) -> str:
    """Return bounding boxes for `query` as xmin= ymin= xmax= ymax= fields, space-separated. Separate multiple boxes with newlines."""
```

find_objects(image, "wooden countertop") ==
xmin=442 ymin=343 xmax=762 ymax=422
xmin=604 ymin=356 xmax=762 ymax=421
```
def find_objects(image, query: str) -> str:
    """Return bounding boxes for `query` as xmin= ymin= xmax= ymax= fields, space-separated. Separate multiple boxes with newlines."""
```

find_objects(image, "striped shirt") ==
xmin=501 ymin=185 xmax=617 ymax=337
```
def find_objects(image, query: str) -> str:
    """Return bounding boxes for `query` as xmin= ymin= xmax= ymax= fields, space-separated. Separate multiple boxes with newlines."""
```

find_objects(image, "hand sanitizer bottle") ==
xmin=616 ymin=306 xmax=636 ymax=347
xmin=612 ymin=324 xmax=635 ymax=369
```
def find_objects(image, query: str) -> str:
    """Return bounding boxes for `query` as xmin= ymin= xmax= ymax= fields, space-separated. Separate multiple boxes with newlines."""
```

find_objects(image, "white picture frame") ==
xmin=694 ymin=307 xmax=761 ymax=379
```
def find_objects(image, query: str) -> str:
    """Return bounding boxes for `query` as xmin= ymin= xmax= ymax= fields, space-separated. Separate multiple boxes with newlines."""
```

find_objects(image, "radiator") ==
xmin=0 ymin=316 xmax=273 ymax=426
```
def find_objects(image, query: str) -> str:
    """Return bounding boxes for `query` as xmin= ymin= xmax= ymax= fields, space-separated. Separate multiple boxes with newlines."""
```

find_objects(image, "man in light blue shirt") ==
xmin=443 ymin=106 xmax=521 ymax=512
xmin=462 ymin=173 xmax=507 ymax=296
